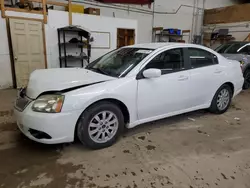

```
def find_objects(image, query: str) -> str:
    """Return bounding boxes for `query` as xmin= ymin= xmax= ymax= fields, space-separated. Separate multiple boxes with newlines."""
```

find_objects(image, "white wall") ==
xmin=0 ymin=11 xmax=46 ymax=89
xmin=62 ymin=0 xmax=236 ymax=43
xmin=205 ymin=0 xmax=234 ymax=9
xmin=0 ymin=0 xmax=236 ymax=89
xmin=46 ymin=10 xmax=137 ymax=68
xmin=0 ymin=11 xmax=12 ymax=89
xmin=0 ymin=10 xmax=137 ymax=88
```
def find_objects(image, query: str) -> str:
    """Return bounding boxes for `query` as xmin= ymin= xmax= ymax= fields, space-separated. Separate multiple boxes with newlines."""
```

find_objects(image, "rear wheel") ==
xmin=77 ymin=101 xmax=124 ymax=149
xmin=243 ymin=70 xmax=250 ymax=90
xmin=209 ymin=84 xmax=232 ymax=114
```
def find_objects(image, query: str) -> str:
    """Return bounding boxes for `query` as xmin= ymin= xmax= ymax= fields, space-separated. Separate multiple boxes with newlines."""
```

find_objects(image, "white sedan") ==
xmin=14 ymin=43 xmax=244 ymax=149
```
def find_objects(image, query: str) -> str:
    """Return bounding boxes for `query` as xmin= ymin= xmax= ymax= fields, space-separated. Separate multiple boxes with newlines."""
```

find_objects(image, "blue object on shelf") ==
xmin=169 ymin=29 xmax=174 ymax=34
xmin=177 ymin=30 xmax=181 ymax=35
xmin=163 ymin=28 xmax=182 ymax=35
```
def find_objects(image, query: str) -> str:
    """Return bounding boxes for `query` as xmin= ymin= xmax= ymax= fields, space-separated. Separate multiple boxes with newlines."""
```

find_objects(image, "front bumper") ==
xmin=14 ymin=103 xmax=82 ymax=144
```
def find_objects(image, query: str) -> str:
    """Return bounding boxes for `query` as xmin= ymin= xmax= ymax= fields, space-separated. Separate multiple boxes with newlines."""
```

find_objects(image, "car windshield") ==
xmin=86 ymin=48 xmax=153 ymax=77
xmin=215 ymin=42 xmax=247 ymax=53
xmin=215 ymin=44 xmax=232 ymax=53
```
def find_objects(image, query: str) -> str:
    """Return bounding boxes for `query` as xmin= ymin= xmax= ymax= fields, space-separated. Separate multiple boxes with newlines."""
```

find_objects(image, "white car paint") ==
xmin=14 ymin=43 xmax=244 ymax=144
xmin=27 ymin=68 xmax=115 ymax=99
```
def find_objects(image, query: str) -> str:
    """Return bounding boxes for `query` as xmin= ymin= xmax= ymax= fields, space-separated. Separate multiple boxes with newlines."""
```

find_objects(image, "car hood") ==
xmin=26 ymin=68 xmax=115 ymax=99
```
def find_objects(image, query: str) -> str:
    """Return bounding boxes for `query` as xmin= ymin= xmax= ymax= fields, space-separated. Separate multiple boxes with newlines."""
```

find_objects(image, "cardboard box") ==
xmin=204 ymin=4 xmax=250 ymax=25
xmin=67 ymin=4 xmax=85 ymax=14
xmin=203 ymin=32 xmax=212 ymax=40
xmin=84 ymin=8 xmax=100 ymax=15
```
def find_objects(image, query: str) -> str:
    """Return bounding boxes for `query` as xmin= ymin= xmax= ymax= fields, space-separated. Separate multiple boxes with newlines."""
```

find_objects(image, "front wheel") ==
xmin=209 ymin=84 xmax=232 ymax=114
xmin=77 ymin=101 xmax=124 ymax=149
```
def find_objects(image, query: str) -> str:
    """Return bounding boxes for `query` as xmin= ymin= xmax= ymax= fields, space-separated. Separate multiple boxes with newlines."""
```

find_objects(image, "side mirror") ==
xmin=143 ymin=68 xmax=161 ymax=78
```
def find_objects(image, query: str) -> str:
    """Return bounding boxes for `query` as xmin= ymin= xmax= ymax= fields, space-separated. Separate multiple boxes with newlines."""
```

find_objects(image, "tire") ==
xmin=77 ymin=101 xmax=124 ymax=149
xmin=243 ymin=70 xmax=250 ymax=90
xmin=209 ymin=84 xmax=232 ymax=114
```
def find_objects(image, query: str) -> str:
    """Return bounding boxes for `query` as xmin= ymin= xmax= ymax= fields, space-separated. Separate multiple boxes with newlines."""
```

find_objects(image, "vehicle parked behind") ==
xmin=215 ymin=41 xmax=250 ymax=89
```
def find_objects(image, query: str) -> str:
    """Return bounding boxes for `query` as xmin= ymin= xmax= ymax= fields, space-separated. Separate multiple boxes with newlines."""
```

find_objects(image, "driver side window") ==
xmin=145 ymin=48 xmax=184 ymax=74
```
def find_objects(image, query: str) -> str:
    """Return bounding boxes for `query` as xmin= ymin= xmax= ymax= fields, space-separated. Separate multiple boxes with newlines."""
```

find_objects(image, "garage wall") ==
xmin=204 ymin=21 xmax=250 ymax=49
xmin=0 ymin=0 xmax=236 ymax=89
xmin=59 ymin=0 xmax=235 ymax=43
xmin=0 ymin=11 xmax=46 ymax=89
xmin=205 ymin=0 xmax=234 ymax=9
xmin=46 ymin=10 xmax=137 ymax=68
xmin=0 ymin=12 xmax=12 ymax=89
xmin=0 ymin=9 xmax=137 ymax=88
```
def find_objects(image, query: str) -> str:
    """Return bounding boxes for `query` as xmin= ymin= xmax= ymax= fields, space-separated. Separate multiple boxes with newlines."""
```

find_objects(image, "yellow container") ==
xmin=66 ymin=4 xmax=85 ymax=14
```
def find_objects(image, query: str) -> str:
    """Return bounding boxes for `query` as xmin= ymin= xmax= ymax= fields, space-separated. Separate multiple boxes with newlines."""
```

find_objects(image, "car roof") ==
xmin=127 ymin=42 xmax=203 ymax=50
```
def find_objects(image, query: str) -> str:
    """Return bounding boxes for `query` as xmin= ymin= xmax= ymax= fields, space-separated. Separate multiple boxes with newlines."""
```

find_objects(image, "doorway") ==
xmin=117 ymin=28 xmax=135 ymax=48
xmin=9 ymin=18 xmax=46 ymax=88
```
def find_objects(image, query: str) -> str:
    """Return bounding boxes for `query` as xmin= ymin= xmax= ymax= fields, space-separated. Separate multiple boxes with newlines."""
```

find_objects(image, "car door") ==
xmin=187 ymin=47 xmax=223 ymax=107
xmin=137 ymin=47 xmax=191 ymax=120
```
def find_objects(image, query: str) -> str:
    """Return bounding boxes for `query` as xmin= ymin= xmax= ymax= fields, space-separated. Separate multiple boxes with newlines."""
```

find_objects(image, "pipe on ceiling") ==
xmin=72 ymin=0 xmax=204 ymax=15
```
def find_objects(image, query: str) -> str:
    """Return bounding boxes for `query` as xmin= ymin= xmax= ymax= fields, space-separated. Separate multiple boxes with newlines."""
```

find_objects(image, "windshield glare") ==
xmin=86 ymin=48 xmax=153 ymax=77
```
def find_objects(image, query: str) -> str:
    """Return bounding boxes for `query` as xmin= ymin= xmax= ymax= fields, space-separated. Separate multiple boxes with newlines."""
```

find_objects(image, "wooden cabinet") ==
xmin=117 ymin=28 xmax=135 ymax=48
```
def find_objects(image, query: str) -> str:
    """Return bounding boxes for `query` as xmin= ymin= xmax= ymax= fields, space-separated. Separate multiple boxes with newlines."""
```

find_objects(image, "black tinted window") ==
xmin=215 ymin=42 xmax=248 ymax=53
xmin=145 ymin=48 xmax=184 ymax=74
xmin=215 ymin=44 xmax=232 ymax=53
xmin=239 ymin=45 xmax=250 ymax=54
xmin=226 ymin=43 xmax=245 ymax=53
xmin=189 ymin=48 xmax=218 ymax=68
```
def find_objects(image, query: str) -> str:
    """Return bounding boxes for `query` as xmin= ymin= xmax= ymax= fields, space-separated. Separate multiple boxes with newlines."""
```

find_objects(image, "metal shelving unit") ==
xmin=58 ymin=26 xmax=91 ymax=68
xmin=152 ymin=28 xmax=186 ymax=43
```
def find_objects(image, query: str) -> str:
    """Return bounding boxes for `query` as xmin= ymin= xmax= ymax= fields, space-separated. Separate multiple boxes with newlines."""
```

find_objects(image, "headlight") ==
xmin=32 ymin=95 xmax=64 ymax=113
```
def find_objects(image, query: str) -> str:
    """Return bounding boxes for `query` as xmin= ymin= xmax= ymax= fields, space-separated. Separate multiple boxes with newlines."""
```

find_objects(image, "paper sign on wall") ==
xmin=91 ymin=32 xmax=110 ymax=49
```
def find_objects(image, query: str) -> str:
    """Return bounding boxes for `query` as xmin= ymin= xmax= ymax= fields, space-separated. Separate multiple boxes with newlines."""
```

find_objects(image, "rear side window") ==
xmin=188 ymin=48 xmax=218 ymax=68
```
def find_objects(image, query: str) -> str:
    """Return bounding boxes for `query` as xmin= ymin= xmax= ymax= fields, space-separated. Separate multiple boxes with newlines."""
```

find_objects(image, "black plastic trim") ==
xmin=29 ymin=129 xmax=52 ymax=139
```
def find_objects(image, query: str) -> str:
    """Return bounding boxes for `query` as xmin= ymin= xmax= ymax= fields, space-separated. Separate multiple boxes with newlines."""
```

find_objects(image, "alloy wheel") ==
xmin=216 ymin=88 xmax=230 ymax=111
xmin=88 ymin=111 xmax=119 ymax=143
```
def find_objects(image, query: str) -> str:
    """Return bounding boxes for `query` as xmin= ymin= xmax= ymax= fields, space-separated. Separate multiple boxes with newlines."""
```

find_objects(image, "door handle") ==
xmin=178 ymin=75 xmax=188 ymax=81
xmin=14 ymin=56 xmax=18 ymax=61
xmin=214 ymin=70 xmax=222 ymax=74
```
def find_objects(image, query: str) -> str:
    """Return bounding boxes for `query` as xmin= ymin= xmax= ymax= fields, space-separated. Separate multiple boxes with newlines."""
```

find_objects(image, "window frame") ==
xmin=187 ymin=47 xmax=219 ymax=69
xmin=136 ymin=47 xmax=190 ymax=79
xmin=238 ymin=44 xmax=250 ymax=55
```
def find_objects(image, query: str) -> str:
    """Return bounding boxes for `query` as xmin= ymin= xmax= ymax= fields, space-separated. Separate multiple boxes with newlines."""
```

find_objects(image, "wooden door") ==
xmin=117 ymin=28 xmax=135 ymax=48
xmin=9 ymin=18 xmax=45 ymax=88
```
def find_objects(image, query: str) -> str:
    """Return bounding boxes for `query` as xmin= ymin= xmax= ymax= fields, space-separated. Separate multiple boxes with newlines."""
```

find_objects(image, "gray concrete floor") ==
xmin=1 ymin=89 xmax=250 ymax=188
